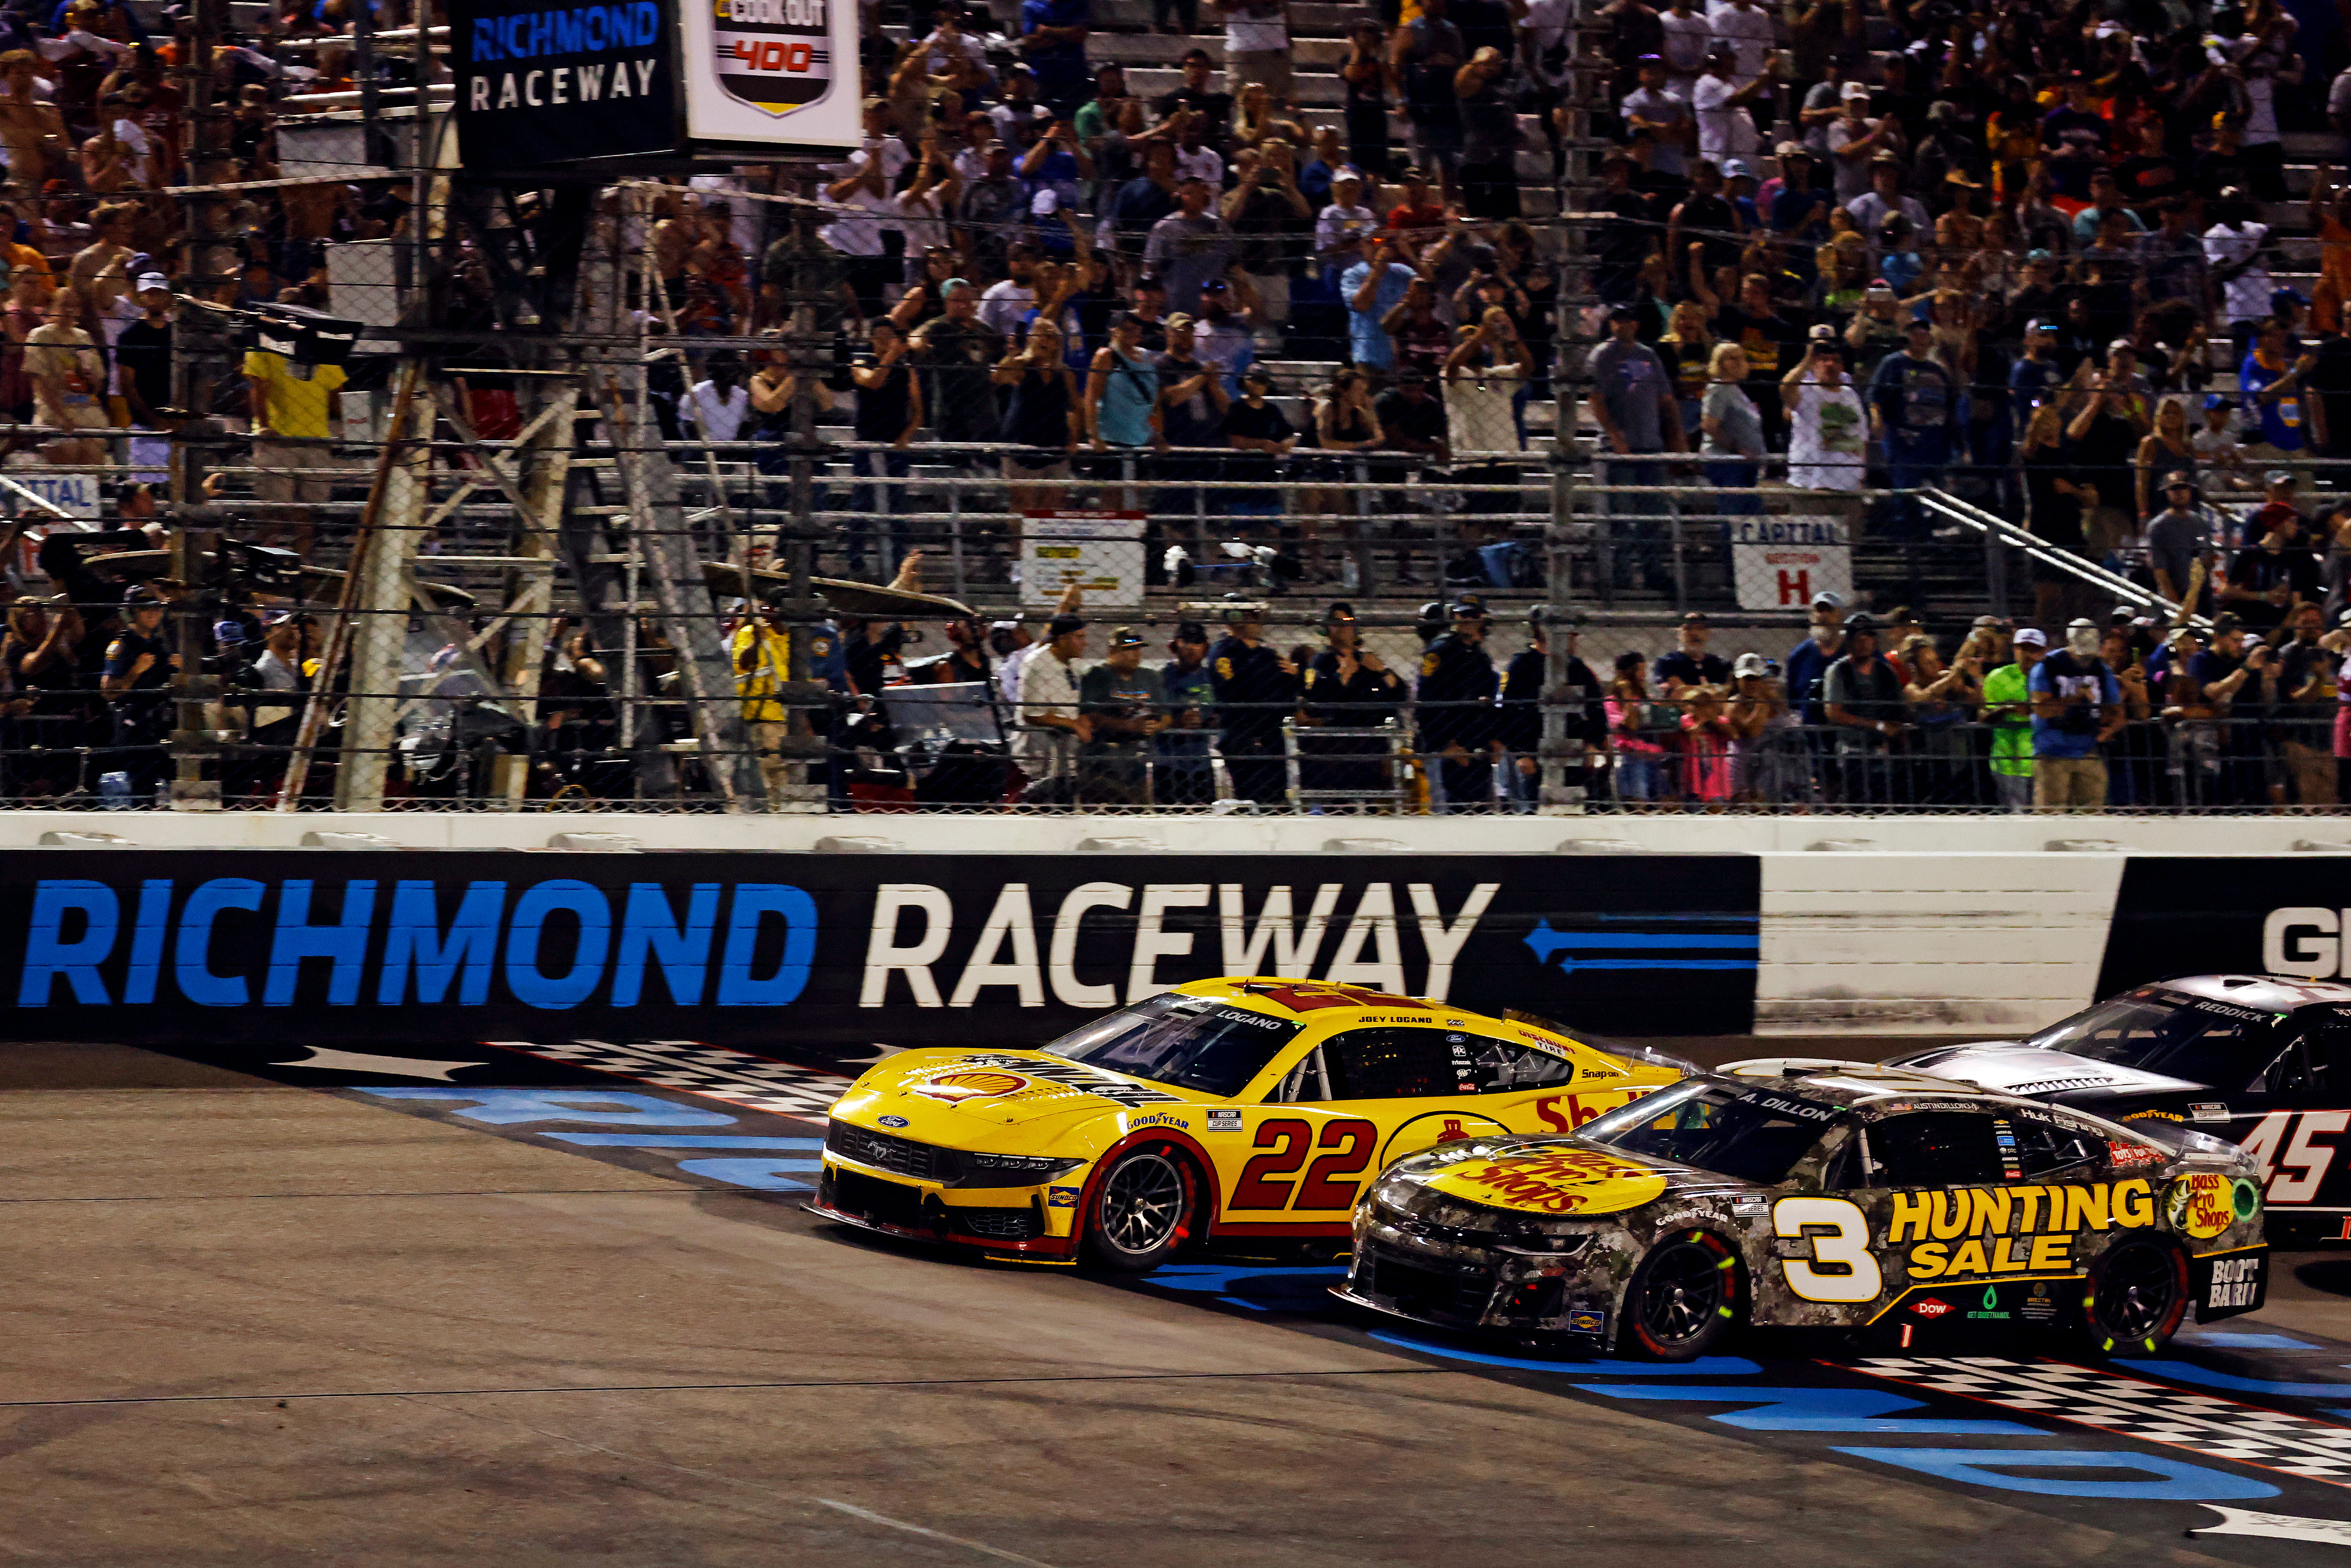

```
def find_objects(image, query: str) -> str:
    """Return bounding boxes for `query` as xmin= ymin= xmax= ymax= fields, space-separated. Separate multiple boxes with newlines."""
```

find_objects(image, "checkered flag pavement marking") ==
xmin=1856 ymin=1357 xmax=2351 ymax=1484
xmin=487 ymin=1039 xmax=851 ymax=1123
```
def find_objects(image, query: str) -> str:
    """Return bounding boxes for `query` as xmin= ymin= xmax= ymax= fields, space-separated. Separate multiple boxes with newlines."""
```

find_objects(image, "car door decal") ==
xmin=1230 ymin=1117 xmax=1313 ymax=1209
xmin=1772 ymin=1196 xmax=1886 ymax=1303
xmin=2238 ymin=1109 xmax=2351 ymax=1203
xmin=1293 ymin=1120 xmax=1380 ymax=1209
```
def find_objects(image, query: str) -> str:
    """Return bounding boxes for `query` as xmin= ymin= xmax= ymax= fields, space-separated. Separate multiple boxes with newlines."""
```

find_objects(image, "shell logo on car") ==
xmin=907 ymin=1070 xmax=1030 ymax=1104
xmin=808 ymin=976 xmax=1691 ymax=1268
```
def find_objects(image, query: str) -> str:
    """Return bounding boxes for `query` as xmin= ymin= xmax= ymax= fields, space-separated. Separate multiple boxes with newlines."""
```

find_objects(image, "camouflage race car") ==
xmin=1334 ymin=1062 xmax=2268 ymax=1359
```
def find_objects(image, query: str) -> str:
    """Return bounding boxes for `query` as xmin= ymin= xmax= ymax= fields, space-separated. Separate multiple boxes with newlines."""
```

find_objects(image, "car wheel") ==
xmin=1081 ymin=1145 xmax=1195 ymax=1272
xmin=1620 ymin=1231 xmax=1742 ymax=1361
xmin=2080 ymin=1237 xmax=2189 ymax=1355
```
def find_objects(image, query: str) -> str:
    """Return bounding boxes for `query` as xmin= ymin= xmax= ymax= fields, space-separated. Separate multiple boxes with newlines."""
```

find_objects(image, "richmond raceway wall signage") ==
xmin=452 ymin=0 xmax=680 ymax=169
xmin=2098 ymin=856 xmax=2351 ymax=993
xmin=0 ymin=851 xmax=1757 ymax=1049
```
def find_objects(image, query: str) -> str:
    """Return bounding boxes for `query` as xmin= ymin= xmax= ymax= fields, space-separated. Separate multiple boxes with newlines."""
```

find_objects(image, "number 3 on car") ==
xmin=1773 ymin=1196 xmax=1884 ymax=1303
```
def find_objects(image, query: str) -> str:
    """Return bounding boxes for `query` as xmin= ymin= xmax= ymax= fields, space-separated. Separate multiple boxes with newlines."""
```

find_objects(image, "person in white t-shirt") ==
xmin=1015 ymin=614 xmax=1090 ymax=780
xmin=1705 ymin=0 xmax=1773 ymax=83
xmin=1657 ymin=0 xmax=1712 ymax=98
xmin=684 ymin=359 xmax=753 ymax=445
xmin=1691 ymin=45 xmax=1772 ymax=162
xmin=979 ymin=243 xmax=1043 ymax=337
xmin=1217 ymin=0 xmax=1292 ymax=106
xmin=1782 ymin=327 xmax=1867 ymax=494
xmin=2204 ymin=196 xmax=2276 ymax=330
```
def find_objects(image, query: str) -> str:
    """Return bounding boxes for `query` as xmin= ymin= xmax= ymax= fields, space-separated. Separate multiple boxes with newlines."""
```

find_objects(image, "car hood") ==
xmin=1881 ymin=1045 xmax=2210 ymax=1099
xmin=1412 ymin=1138 xmax=1687 ymax=1218
xmin=833 ymin=1048 xmax=1198 ymax=1136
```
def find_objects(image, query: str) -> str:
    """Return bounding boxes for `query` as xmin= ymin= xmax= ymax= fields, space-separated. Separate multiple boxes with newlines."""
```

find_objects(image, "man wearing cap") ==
xmin=1821 ymin=611 xmax=1908 ymax=803
xmin=2240 ymin=315 xmax=2326 ymax=463
xmin=1342 ymin=233 xmax=1424 ymax=373
xmin=2219 ymin=490 xmax=2320 ymax=633
xmin=1315 ymin=170 xmax=1380 ymax=290
xmin=1210 ymin=603 xmax=1299 ymax=804
xmin=2009 ymin=318 xmax=2063 ymax=425
xmin=1982 ymin=626 xmax=2044 ymax=810
xmin=2028 ymin=616 xmax=2124 ymax=811
xmin=1825 ymin=85 xmax=1889 ymax=206
xmin=1015 ymin=613 xmax=1092 ymax=795
xmin=2274 ymin=600 xmax=2340 ymax=805
xmin=1618 ymin=54 xmax=1693 ymax=182
xmin=1867 ymin=315 xmax=1958 ymax=539
xmin=99 ymin=585 xmax=174 ymax=801
xmin=2146 ymin=471 xmax=2217 ymax=609
xmin=1691 ymin=44 xmax=1772 ymax=164
xmin=1587 ymin=303 xmax=1685 ymax=591
xmin=114 ymin=270 xmax=170 ymax=426
xmin=1783 ymin=591 xmax=1844 ymax=726
xmin=1501 ymin=612 xmax=1602 ymax=808
xmin=2190 ymin=611 xmax=2274 ymax=807
xmin=1654 ymin=610 xmax=1729 ymax=692
xmin=226 ymin=609 xmax=306 ymax=804
xmin=1416 ymin=600 xmax=1499 ymax=811
xmin=1156 ymin=621 xmax=1217 ymax=805
xmin=2138 ymin=197 xmax=2208 ymax=308
xmin=2242 ymin=467 xmax=2307 ymax=550
xmin=1765 ymin=143 xmax=1829 ymax=248
xmin=1077 ymin=627 xmax=1168 ymax=804
xmin=1299 ymin=602 xmax=1405 ymax=804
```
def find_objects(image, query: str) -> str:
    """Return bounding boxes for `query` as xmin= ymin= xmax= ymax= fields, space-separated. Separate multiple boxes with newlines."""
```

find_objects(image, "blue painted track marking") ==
xmin=2117 ymin=1360 xmax=2351 ymax=1400
xmin=1831 ymin=1448 xmax=2278 ymax=1501
xmin=1366 ymin=1330 xmax=1761 ymax=1377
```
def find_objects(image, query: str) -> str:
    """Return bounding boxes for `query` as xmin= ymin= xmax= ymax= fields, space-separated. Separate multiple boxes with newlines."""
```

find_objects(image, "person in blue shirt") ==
xmin=1340 ymin=233 xmax=1420 ymax=371
xmin=2239 ymin=315 xmax=2324 ymax=459
xmin=1867 ymin=316 xmax=1961 ymax=538
xmin=2009 ymin=318 xmax=2063 ymax=425
xmin=1783 ymin=594 xmax=1845 ymax=727
xmin=2028 ymin=616 xmax=2123 ymax=811
xmin=1017 ymin=0 xmax=1092 ymax=118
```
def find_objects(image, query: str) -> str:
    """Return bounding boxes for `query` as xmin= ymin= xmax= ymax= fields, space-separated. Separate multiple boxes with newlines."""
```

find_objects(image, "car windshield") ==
xmin=1042 ymin=993 xmax=1304 ymax=1098
xmin=2021 ymin=995 xmax=2264 ymax=1086
xmin=1577 ymin=1081 xmax=1836 ymax=1185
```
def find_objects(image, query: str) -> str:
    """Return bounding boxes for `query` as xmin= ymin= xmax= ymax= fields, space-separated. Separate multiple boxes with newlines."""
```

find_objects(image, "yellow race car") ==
xmin=809 ymin=977 xmax=1689 ymax=1270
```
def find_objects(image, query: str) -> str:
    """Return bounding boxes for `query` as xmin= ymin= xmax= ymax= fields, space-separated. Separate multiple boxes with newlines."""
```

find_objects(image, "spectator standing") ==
xmin=1587 ymin=303 xmax=1685 ymax=593
xmin=1782 ymin=592 xmax=1844 ymax=727
xmin=1416 ymin=599 xmax=1498 ymax=811
xmin=1018 ymin=0 xmax=1091 ymax=119
xmin=730 ymin=601 xmax=794 ymax=801
xmin=1866 ymin=316 xmax=1957 ymax=539
xmin=2189 ymin=612 xmax=2273 ymax=807
xmin=98 ymin=584 xmax=171 ymax=801
xmin=1156 ymin=621 xmax=1217 ymax=804
xmin=1085 ymin=311 xmax=1162 ymax=486
xmin=1300 ymin=602 xmax=1406 ymax=805
xmin=1144 ymin=176 xmax=1238 ymax=316
xmin=912 ymin=281 xmax=1007 ymax=450
xmin=2145 ymin=471 xmax=2216 ymax=609
xmin=682 ymin=356 xmax=752 ymax=445
xmin=1317 ymin=169 xmax=1380 ymax=290
xmin=1341 ymin=21 xmax=1397 ymax=179
xmin=1016 ymin=613 xmax=1092 ymax=798
xmin=2274 ymin=602 xmax=2339 ymax=807
xmin=1209 ymin=603 xmax=1300 ymax=805
xmin=1217 ymin=0 xmax=1291 ymax=107
xmin=1619 ymin=54 xmax=1693 ymax=184
xmin=1727 ymin=651 xmax=1800 ymax=804
xmin=1395 ymin=0 xmax=1468 ymax=197
xmin=1782 ymin=327 xmax=1865 ymax=521
xmin=1224 ymin=144 xmax=1309 ymax=332
xmin=1698 ymin=341 xmax=1763 ymax=510
xmin=1342 ymin=233 xmax=1421 ymax=372
xmin=1497 ymin=613 xmax=1583 ymax=813
xmin=1981 ymin=625 xmax=2043 ymax=811
xmin=819 ymin=106 xmax=910 ymax=320
xmin=1077 ymin=627 xmax=1167 ymax=804
xmin=2028 ymin=617 xmax=2123 ymax=812
xmin=238 ymin=326 xmax=343 ymax=556
xmin=1655 ymin=610 xmax=1729 ymax=691
xmin=1605 ymin=650 xmax=1673 ymax=806
xmin=2240 ymin=317 xmax=2324 ymax=463
xmin=848 ymin=321 xmax=922 ymax=569
xmin=1821 ymin=612 xmax=1907 ymax=804
xmin=2219 ymin=500 xmax=2320 ymax=634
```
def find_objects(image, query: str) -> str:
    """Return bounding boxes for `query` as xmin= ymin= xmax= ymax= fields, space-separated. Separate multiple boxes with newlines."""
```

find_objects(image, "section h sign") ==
xmin=1729 ymin=514 xmax=1853 ymax=612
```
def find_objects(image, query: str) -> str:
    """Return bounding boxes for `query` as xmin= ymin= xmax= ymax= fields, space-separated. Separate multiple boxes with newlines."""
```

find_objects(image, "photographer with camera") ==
xmin=2028 ymin=616 xmax=2125 ymax=813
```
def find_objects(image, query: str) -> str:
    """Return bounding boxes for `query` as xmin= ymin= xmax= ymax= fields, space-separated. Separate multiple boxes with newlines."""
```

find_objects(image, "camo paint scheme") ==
xmin=1335 ymin=1066 xmax=2269 ymax=1348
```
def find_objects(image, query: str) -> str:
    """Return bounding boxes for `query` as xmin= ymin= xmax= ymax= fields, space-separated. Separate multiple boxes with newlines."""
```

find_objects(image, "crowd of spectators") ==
xmin=1584 ymin=0 xmax=2349 ymax=598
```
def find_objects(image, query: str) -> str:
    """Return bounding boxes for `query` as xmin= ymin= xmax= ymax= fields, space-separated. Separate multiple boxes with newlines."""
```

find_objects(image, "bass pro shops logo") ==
xmin=711 ymin=0 xmax=832 ymax=115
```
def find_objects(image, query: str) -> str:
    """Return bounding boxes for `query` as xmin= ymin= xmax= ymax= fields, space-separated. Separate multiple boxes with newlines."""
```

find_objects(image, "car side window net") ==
xmin=2008 ymin=1117 xmax=2104 ymax=1179
xmin=1870 ymin=1111 xmax=2006 ymax=1188
xmin=1314 ymin=1027 xmax=1471 ymax=1100
xmin=1463 ymin=1036 xmax=1580 ymax=1093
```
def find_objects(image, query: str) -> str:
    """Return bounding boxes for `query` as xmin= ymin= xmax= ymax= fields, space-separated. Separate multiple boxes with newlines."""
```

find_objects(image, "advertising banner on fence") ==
xmin=2096 ymin=857 xmax=2349 ymax=994
xmin=1018 ymin=513 xmax=1148 ymax=610
xmin=452 ymin=0 xmax=682 ymax=168
xmin=0 ymin=852 xmax=1757 ymax=1053
xmin=679 ymin=0 xmax=861 ymax=148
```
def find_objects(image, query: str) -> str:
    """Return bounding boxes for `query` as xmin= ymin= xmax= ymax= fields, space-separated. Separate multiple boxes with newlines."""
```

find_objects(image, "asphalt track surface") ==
xmin=15 ymin=1034 xmax=2351 ymax=1566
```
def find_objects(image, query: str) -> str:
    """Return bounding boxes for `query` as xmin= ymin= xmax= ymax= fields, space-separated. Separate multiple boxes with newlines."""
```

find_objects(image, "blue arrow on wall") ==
xmin=1523 ymin=920 xmax=1760 ymax=973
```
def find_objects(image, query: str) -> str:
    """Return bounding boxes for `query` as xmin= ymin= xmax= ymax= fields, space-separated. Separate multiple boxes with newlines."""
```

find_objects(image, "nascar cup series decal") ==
xmin=711 ymin=0 xmax=831 ymax=115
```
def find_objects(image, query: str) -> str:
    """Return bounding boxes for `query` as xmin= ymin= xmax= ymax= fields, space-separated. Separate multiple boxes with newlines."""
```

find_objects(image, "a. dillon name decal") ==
xmin=14 ymin=877 xmax=814 ymax=1011
xmin=1890 ymin=1180 xmax=2157 ymax=1280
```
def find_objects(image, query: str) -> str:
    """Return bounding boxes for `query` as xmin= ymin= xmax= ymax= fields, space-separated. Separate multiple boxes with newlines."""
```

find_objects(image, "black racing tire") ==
xmin=1619 ymin=1231 xmax=1743 ymax=1361
xmin=2079 ymin=1236 xmax=2189 ymax=1356
xmin=1080 ymin=1144 xmax=1198 ymax=1273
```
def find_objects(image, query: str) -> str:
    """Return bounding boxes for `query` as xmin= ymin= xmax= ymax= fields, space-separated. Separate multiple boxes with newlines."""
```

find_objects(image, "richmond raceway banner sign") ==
xmin=454 ymin=0 xmax=680 ymax=169
xmin=2098 ymin=857 xmax=2351 ymax=993
xmin=0 ymin=852 xmax=1757 ymax=1049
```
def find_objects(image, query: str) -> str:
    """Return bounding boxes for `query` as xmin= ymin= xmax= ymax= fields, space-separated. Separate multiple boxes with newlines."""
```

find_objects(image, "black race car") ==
xmin=1884 ymin=974 xmax=2351 ymax=1244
